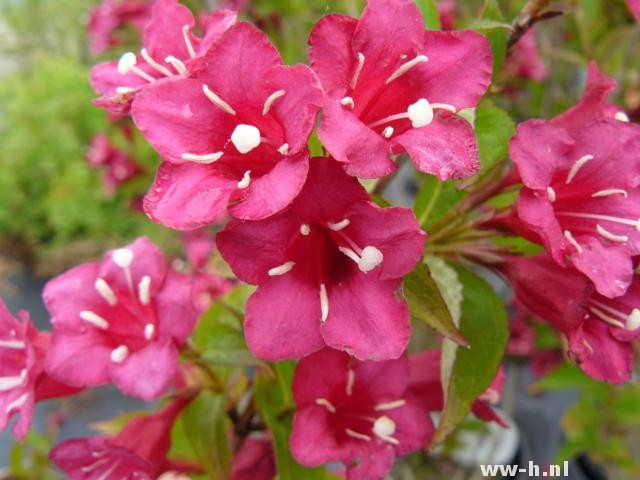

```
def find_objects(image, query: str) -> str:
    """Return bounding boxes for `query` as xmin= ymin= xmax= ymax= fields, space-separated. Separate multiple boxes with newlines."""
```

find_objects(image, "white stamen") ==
xmin=346 ymin=368 xmax=355 ymax=396
xmin=95 ymin=278 xmax=117 ymax=306
xmin=300 ymin=224 xmax=311 ymax=236
xmin=181 ymin=152 xmax=223 ymax=164
xmin=202 ymin=84 xmax=236 ymax=115
xmin=345 ymin=429 xmax=371 ymax=441
xmin=268 ymin=261 xmax=295 ymax=276
xmin=0 ymin=370 xmax=27 ymax=392
xmin=358 ymin=246 xmax=384 ymax=272
xmin=81 ymin=458 xmax=109 ymax=474
xmin=328 ymin=219 xmax=350 ymax=231
xmin=565 ymin=154 xmax=594 ymax=184
xmin=556 ymin=212 xmax=640 ymax=231
xmin=164 ymin=55 xmax=187 ymax=75
xmin=350 ymin=52 xmax=365 ymax=89
xmin=375 ymin=399 xmax=407 ymax=411
xmin=117 ymin=52 xmax=137 ymax=75
xmin=546 ymin=186 xmax=557 ymax=202
xmin=231 ymin=124 xmax=261 ymax=154
xmin=563 ymin=230 xmax=582 ymax=253
xmin=278 ymin=143 xmax=289 ymax=155
xmin=583 ymin=339 xmax=594 ymax=355
xmin=110 ymin=345 xmax=129 ymax=364
xmin=338 ymin=246 xmax=361 ymax=264
xmin=138 ymin=275 xmax=151 ymax=305
xmin=340 ymin=96 xmax=355 ymax=109
xmin=144 ymin=323 xmax=155 ymax=340
xmin=383 ymin=126 xmax=394 ymax=138
xmin=386 ymin=55 xmax=428 ymax=84
xmin=182 ymin=25 xmax=197 ymax=59
xmin=589 ymin=307 xmax=625 ymax=329
xmin=315 ymin=398 xmax=336 ymax=413
xmin=592 ymin=189 xmax=628 ymax=198
xmin=140 ymin=48 xmax=173 ymax=76
xmin=112 ymin=248 xmax=134 ymax=268
xmin=0 ymin=339 xmax=26 ymax=349
xmin=237 ymin=170 xmax=252 ymax=189
xmin=320 ymin=283 xmax=329 ymax=323
xmin=596 ymin=224 xmax=628 ymax=243
xmin=80 ymin=310 xmax=109 ymax=330
xmin=431 ymin=103 xmax=457 ymax=113
xmin=590 ymin=299 xmax=628 ymax=321
xmin=262 ymin=90 xmax=285 ymax=115
xmin=5 ymin=393 xmax=29 ymax=412
xmin=407 ymin=98 xmax=434 ymax=128
xmin=115 ymin=86 xmax=134 ymax=95
xmin=373 ymin=416 xmax=399 ymax=445
xmin=627 ymin=309 xmax=640 ymax=330
xmin=615 ymin=111 xmax=630 ymax=122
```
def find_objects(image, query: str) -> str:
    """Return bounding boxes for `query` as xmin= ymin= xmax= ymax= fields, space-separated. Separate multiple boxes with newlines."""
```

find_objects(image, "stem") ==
xmin=507 ymin=0 xmax=563 ymax=50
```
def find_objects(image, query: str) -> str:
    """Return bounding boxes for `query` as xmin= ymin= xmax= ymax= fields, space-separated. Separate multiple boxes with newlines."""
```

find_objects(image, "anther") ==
xmin=111 ymin=345 xmax=129 ymax=364
xmin=375 ymin=399 xmax=406 ymax=411
xmin=202 ymin=85 xmax=236 ymax=115
xmin=592 ymin=189 xmax=628 ymax=198
xmin=237 ymin=170 xmax=252 ymax=189
xmin=566 ymin=154 xmax=593 ymax=184
xmin=407 ymin=98 xmax=434 ymax=128
xmin=383 ymin=126 xmax=394 ymax=138
xmin=182 ymin=25 xmax=197 ymax=59
xmin=627 ymin=309 xmax=640 ymax=330
xmin=278 ymin=143 xmax=289 ymax=155
xmin=328 ymin=219 xmax=350 ymax=231
xmin=268 ymin=261 xmax=295 ymax=276
xmin=116 ymin=87 xmax=134 ymax=94
xmin=563 ymin=230 xmax=582 ymax=253
xmin=138 ymin=275 xmax=151 ymax=305
xmin=80 ymin=311 xmax=109 ymax=330
xmin=373 ymin=416 xmax=399 ymax=445
xmin=300 ymin=224 xmax=311 ymax=236
xmin=546 ymin=186 xmax=556 ymax=202
xmin=140 ymin=48 xmax=173 ymax=76
xmin=596 ymin=224 xmax=628 ymax=243
xmin=615 ymin=111 xmax=630 ymax=122
xmin=112 ymin=248 xmax=134 ymax=268
xmin=231 ymin=124 xmax=261 ymax=154
xmin=117 ymin=52 xmax=156 ymax=83
xmin=0 ymin=339 xmax=26 ymax=349
xmin=0 ymin=370 xmax=26 ymax=392
xmin=340 ymin=97 xmax=355 ymax=109
xmin=315 ymin=398 xmax=336 ymax=413
xmin=320 ymin=284 xmax=329 ymax=323
xmin=263 ymin=90 xmax=285 ymax=115
xmin=358 ymin=246 xmax=383 ymax=272
xmin=165 ymin=55 xmax=187 ymax=75
xmin=95 ymin=278 xmax=117 ymax=306
xmin=181 ymin=152 xmax=223 ymax=164
xmin=144 ymin=324 xmax=155 ymax=340
xmin=386 ymin=54 xmax=428 ymax=84
xmin=350 ymin=52 xmax=365 ymax=89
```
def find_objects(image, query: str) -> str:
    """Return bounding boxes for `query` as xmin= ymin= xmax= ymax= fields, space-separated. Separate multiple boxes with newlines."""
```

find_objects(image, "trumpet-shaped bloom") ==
xmin=91 ymin=0 xmax=237 ymax=114
xmin=309 ymin=0 xmax=491 ymax=179
xmin=44 ymin=237 xmax=198 ymax=401
xmin=290 ymin=348 xmax=433 ymax=480
xmin=507 ymin=254 xmax=640 ymax=383
xmin=217 ymin=157 xmax=426 ymax=361
xmin=132 ymin=22 xmax=324 ymax=227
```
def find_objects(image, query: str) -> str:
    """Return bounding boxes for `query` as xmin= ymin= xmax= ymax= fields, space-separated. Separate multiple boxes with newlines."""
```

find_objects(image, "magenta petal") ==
xmin=10 ymin=395 xmax=35 ymax=441
xmin=90 ymin=61 xmax=147 ymax=98
xmin=352 ymin=354 xmax=410 ymax=400
xmin=628 ymin=0 xmax=640 ymax=20
xmin=515 ymin=190 xmax=565 ymax=264
xmin=290 ymin=405 xmax=349 ymax=467
xmin=322 ymin=274 xmax=410 ymax=361
xmin=229 ymin=153 xmax=310 ymax=220
xmin=45 ymin=332 xmax=111 ymax=388
xmin=143 ymin=161 xmax=236 ymax=230
xmin=109 ymin=340 xmax=178 ymax=401
xmin=155 ymin=271 xmax=199 ymax=343
xmin=346 ymin=443 xmax=396 ymax=480
xmin=387 ymin=396 xmax=433 ymax=455
xmin=292 ymin=349 xmax=350 ymax=407
xmin=244 ymin=272 xmax=325 ymax=361
xmin=393 ymin=114 xmax=479 ymax=180
xmin=143 ymin=0 xmax=195 ymax=62
xmin=199 ymin=9 xmax=238 ymax=53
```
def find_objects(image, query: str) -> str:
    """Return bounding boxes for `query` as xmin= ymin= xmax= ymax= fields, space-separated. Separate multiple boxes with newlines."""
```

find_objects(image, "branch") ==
xmin=507 ymin=0 xmax=564 ymax=50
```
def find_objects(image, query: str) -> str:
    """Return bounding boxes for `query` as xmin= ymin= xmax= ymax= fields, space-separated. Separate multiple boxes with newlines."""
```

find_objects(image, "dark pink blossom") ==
xmin=50 ymin=397 xmax=190 ymax=479
xmin=230 ymin=434 xmax=276 ymax=480
xmin=217 ymin=157 xmax=426 ymax=361
xmin=290 ymin=348 xmax=433 ymax=480
xmin=91 ymin=0 xmax=237 ymax=114
xmin=408 ymin=350 xmax=507 ymax=426
xmin=627 ymin=0 xmax=640 ymax=20
xmin=507 ymin=254 xmax=640 ymax=384
xmin=503 ymin=29 xmax=547 ymax=82
xmin=131 ymin=22 xmax=324 ymax=227
xmin=308 ymin=0 xmax=492 ymax=179
xmin=509 ymin=64 xmax=640 ymax=298
xmin=88 ymin=0 xmax=154 ymax=57
xmin=87 ymin=134 xmax=143 ymax=194
xmin=437 ymin=0 xmax=456 ymax=30
xmin=43 ymin=237 xmax=198 ymax=401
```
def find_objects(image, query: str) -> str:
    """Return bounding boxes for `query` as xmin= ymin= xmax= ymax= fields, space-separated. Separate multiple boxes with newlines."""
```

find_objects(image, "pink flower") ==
xmin=509 ymin=64 xmax=640 ymax=298
xmin=217 ymin=157 xmax=426 ymax=361
xmin=503 ymin=29 xmax=547 ymax=82
xmin=290 ymin=348 xmax=433 ymax=480
xmin=87 ymin=134 xmax=143 ymax=194
xmin=408 ymin=350 xmax=507 ymax=426
xmin=627 ymin=0 xmax=640 ymax=21
xmin=0 ymin=299 xmax=77 ymax=440
xmin=88 ymin=0 xmax=154 ymax=57
xmin=231 ymin=434 xmax=276 ymax=480
xmin=437 ymin=0 xmax=456 ymax=30
xmin=507 ymin=254 xmax=640 ymax=383
xmin=308 ymin=0 xmax=492 ymax=179
xmin=91 ymin=0 xmax=237 ymax=114
xmin=131 ymin=22 xmax=324 ymax=228
xmin=43 ymin=237 xmax=199 ymax=401
xmin=50 ymin=397 xmax=190 ymax=479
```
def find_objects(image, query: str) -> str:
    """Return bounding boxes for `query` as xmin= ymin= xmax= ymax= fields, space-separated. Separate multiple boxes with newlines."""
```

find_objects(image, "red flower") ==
xmin=88 ymin=0 xmax=153 ymax=57
xmin=43 ymin=237 xmax=198 ymax=401
xmin=131 ymin=22 xmax=324 ymax=227
xmin=217 ymin=157 xmax=426 ymax=361
xmin=309 ymin=0 xmax=492 ymax=179
xmin=290 ymin=348 xmax=433 ymax=480
xmin=91 ymin=0 xmax=237 ymax=114
xmin=86 ymin=134 xmax=143 ymax=194
xmin=507 ymin=254 xmax=640 ymax=383
xmin=509 ymin=63 xmax=640 ymax=298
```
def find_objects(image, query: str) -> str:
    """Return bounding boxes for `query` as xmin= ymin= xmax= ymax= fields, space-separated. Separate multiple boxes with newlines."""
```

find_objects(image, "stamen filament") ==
xmin=138 ymin=275 xmax=151 ymax=305
xmin=386 ymin=55 xmax=428 ymax=84
xmin=565 ymin=154 xmax=594 ymax=184
xmin=546 ymin=186 xmax=557 ymax=202
xmin=591 ymin=189 xmax=628 ymax=198
xmin=556 ymin=212 xmax=640 ymax=230
xmin=350 ymin=52 xmax=365 ymax=89
xmin=375 ymin=399 xmax=407 ymax=411
xmin=315 ymin=398 xmax=336 ymax=413
xmin=181 ymin=152 xmax=223 ymax=164
xmin=80 ymin=311 xmax=109 ymax=330
xmin=345 ymin=429 xmax=371 ymax=441
xmin=320 ymin=284 xmax=329 ymax=323
xmin=202 ymin=85 xmax=236 ymax=115
xmin=268 ymin=261 xmax=295 ymax=276
xmin=263 ymin=90 xmax=286 ymax=115
xmin=346 ymin=368 xmax=355 ymax=396
xmin=589 ymin=307 xmax=625 ymax=329
xmin=563 ymin=230 xmax=582 ymax=253
xmin=95 ymin=278 xmax=117 ymax=306
xmin=596 ymin=224 xmax=628 ymax=243
xmin=140 ymin=48 xmax=173 ymax=76
xmin=164 ymin=55 xmax=187 ymax=75
xmin=182 ymin=25 xmax=197 ymax=59
xmin=328 ymin=219 xmax=350 ymax=231
xmin=0 ymin=339 xmax=26 ymax=349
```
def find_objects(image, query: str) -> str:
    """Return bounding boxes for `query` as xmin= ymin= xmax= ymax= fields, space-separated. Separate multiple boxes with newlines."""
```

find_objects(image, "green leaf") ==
xmin=475 ymin=0 xmax=508 ymax=76
xmin=431 ymin=266 xmax=508 ymax=446
xmin=416 ymin=0 xmax=441 ymax=30
xmin=413 ymin=175 xmax=466 ymax=229
xmin=181 ymin=390 xmax=232 ymax=478
xmin=404 ymin=262 xmax=467 ymax=346
xmin=475 ymin=99 xmax=515 ymax=175
xmin=424 ymin=255 xmax=463 ymax=326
